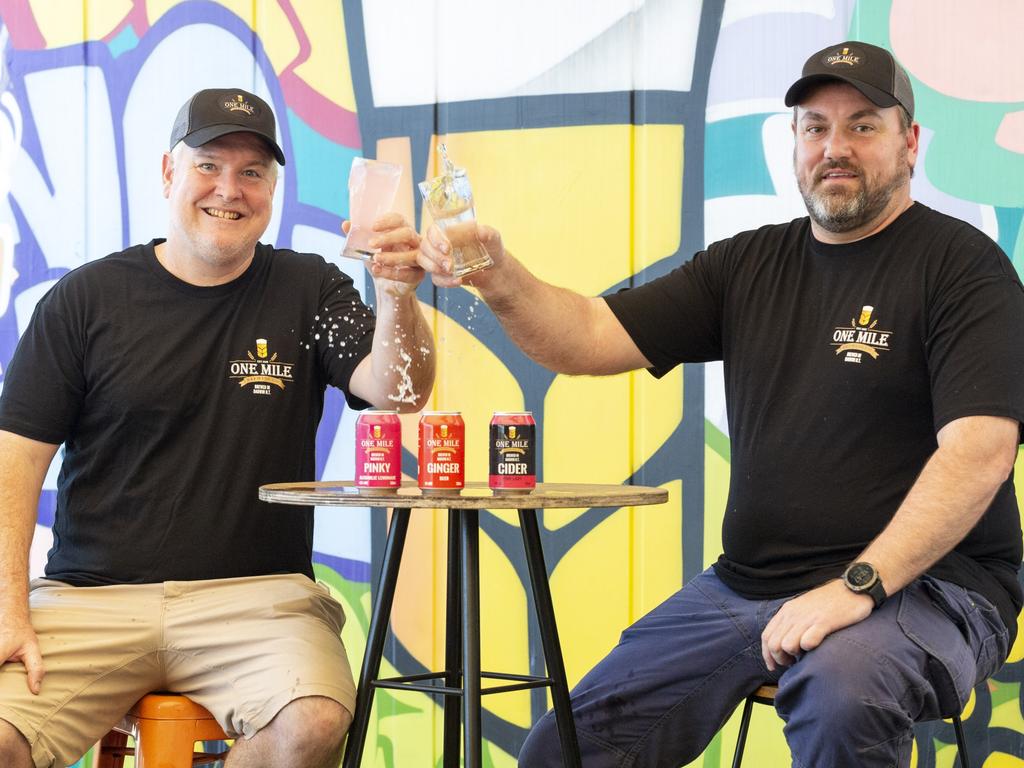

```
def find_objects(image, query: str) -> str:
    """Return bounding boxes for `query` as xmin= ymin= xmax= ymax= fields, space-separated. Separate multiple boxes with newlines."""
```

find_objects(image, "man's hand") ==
xmin=343 ymin=214 xmax=425 ymax=296
xmin=419 ymin=222 xmax=505 ymax=289
xmin=0 ymin=615 xmax=43 ymax=694
xmin=761 ymin=579 xmax=873 ymax=671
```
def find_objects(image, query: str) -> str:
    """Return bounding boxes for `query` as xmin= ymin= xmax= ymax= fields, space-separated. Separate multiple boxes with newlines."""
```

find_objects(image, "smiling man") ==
xmin=419 ymin=42 xmax=1024 ymax=767
xmin=0 ymin=88 xmax=434 ymax=768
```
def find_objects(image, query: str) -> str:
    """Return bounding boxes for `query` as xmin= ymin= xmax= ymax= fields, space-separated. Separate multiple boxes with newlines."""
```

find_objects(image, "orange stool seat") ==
xmin=98 ymin=693 xmax=230 ymax=767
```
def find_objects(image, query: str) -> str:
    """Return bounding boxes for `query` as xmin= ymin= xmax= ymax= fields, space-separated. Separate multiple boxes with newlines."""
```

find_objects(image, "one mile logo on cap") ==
xmin=823 ymin=47 xmax=861 ymax=67
xmin=220 ymin=94 xmax=256 ymax=116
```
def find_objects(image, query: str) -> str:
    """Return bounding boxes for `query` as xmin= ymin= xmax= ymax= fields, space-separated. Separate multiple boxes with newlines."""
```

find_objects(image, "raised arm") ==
xmin=420 ymin=223 xmax=651 ymax=376
xmin=0 ymin=430 xmax=59 ymax=694
xmin=348 ymin=213 xmax=435 ymax=411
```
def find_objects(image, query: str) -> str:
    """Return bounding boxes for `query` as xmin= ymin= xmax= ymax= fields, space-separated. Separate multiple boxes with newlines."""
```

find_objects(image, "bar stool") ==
xmin=730 ymin=684 xmax=972 ymax=768
xmin=97 ymin=693 xmax=230 ymax=767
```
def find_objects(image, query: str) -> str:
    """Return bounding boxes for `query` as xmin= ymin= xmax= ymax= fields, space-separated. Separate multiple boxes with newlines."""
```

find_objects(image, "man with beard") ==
xmin=419 ymin=42 xmax=1024 ymax=767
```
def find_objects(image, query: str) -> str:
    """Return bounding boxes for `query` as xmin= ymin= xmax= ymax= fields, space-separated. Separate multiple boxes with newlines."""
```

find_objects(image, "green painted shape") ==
xmin=702 ymin=730 xmax=722 ymax=766
xmin=705 ymin=419 xmax=731 ymax=463
xmin=313 ymin=562 xmax=370 ymax=631
xmin=849 ymin=2 xmax=1024 ymax=207
xmin=1014 ymin=212 xmax=1024 ymax=278
xmin=705 ymin=115 xmax=776 ymax=199
xmin=991 ymin=680 xmax=1020 ymax=709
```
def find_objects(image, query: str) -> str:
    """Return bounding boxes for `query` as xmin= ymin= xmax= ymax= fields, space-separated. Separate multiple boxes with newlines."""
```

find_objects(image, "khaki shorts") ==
xmin=0 ymin=573 xmax=356 ymax=768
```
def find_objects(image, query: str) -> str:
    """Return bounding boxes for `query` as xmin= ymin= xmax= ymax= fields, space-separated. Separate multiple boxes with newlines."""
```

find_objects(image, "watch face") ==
xmin=846 ymin=563 xmax=875 ymax=588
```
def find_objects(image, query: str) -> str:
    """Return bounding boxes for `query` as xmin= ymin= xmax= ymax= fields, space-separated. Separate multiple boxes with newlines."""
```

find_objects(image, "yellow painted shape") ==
xmin=704 ymin=441 xmax=730 ymax=568
xmin=542 ymin=371 xmax=632 ymax=527
xmin=684 ymin=693 xmax=790 ymax=767
xmin=253 ymin=2 xmax=301 ymax=75
xmin=632 ymin=364 xmax=684 ymax=469
xmin=633 ymin=124 xmax=684 ymax=272
xmin=990 ymin=695 xmax=1024 ymax=734
xmin=549 ymin=508 xmax=632 ymax=688
xmin=1008 ymin=610 xmax=1024 ymax=663
xmin=424 ymin=125 xmax=682 ymax=299
xmin=29 ymin=0 xmax=131 ymax=45
xmin=630 ymin=480 xmax=683 ymax=622
xmin=983 ymin=752 xmax=1024 ymax=767
xmin=388 ymin=507 xmax=441 ymax=673
xmin=289 ymin=0 xmax=357 ymax=111
xmin=479 ymin=522 xmax=531 ymax=728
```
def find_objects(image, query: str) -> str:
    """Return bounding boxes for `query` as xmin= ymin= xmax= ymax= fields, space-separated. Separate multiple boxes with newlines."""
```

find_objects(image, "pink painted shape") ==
xmin=276 ymin=0 xmax=361 ymax=148
xmin=891 ymin=0 xmax=1024 ymax=102
xmin=0 ymin=0 xmax=47 ymax=49
xmin=995 ymin=110 xmax=1024 ymax=154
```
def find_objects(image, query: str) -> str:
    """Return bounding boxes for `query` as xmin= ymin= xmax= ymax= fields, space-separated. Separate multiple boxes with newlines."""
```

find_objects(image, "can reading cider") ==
xmin=489 ymin=412 xmax=536 ymax=494
xmin=418 ymin=411 xmax=465 ymax=494
xmin=355 ymin=410 xmax=402 ymax=494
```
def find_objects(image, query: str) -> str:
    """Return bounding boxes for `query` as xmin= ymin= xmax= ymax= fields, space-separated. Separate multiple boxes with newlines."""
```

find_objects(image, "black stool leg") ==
xmin=342 ymin=508 xmax=411 ymax=768
xmin=519 ymin=509 xmax=582 ymax=768
xmin=952 ymin=715 xmax=971 ymax=768
xmin=443 ymin=510 xmax=463 ymax=768
xmin=730 ymin=696 xmax=755 ymax=768
xmin=461 ymin=508 xmax=482 ymax=768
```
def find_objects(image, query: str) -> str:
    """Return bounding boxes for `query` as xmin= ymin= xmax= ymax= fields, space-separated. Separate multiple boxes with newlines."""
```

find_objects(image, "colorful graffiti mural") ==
xmin=0 ymin=1 xmax=1022 ymax=766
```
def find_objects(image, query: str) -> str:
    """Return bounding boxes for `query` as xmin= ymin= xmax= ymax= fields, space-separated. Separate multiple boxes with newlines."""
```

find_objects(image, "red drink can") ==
xmin=489 ymin=412 xmax=536 ymax=494
xmin=418 ymin=411 xmax=465 ymax=494
xmin=355 ymin=410 xmax=402 ymax=494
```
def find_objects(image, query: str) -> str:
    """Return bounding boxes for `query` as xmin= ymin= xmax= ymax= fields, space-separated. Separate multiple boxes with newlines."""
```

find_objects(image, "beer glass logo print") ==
xmin=227 ymin=339 xmax=295 ymax=395
xmin=830 ymin=305 xmax=894 ymax=364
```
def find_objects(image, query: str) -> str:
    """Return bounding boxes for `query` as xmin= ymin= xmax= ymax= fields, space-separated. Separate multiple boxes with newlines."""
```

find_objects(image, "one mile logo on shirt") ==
xmin=228 ymin=338 xmax=295 ymax=396
xmin=830 ymin=305 xmax=893 ymax=364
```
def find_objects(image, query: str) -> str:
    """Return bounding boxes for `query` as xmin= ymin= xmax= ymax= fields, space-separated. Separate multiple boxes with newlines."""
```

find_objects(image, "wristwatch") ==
xmin=842 ymin=561 xmax=886 ymax=608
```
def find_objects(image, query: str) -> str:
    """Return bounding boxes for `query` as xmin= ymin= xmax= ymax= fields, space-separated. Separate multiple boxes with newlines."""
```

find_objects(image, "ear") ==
xmin=905 ymin=122 xmax=920 ymax=169
xmin=161 ymin=152 xmax=174 ymax=198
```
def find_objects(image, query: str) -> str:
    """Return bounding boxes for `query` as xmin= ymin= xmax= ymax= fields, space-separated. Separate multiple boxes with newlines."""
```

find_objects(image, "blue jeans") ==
xmin=519 ymin=569 xmax=1008 ymax=768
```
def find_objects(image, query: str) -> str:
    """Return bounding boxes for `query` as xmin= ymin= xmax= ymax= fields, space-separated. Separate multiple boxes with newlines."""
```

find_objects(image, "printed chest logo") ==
xmin=830 ymin=305 xmax=894 ymax=364
xmin=228 ymin=338 xmax=295 ymax=396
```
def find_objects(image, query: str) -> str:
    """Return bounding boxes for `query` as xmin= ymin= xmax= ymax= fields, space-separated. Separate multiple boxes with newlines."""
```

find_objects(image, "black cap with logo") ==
xmin=169 ymin=88 xmax=286 ymax=165
xmin=785 ymin=41 xmax=914 ymax=119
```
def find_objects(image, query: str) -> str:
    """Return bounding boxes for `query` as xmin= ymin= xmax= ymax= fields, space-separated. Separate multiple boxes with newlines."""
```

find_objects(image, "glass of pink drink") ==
xmin=343 ymin=157 xmax=402 ymax=260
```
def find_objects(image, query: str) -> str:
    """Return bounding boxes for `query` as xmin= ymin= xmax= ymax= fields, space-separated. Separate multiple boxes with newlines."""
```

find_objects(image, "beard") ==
xmin=797 ymin=147 xmax=912 ymax=234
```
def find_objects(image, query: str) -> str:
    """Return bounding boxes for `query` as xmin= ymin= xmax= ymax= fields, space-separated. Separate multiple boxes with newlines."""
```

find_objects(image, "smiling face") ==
xmin=161 ymin=132 xmax=277 ymax=282
xmin=793 ymin=82 xmax=919 ymax=242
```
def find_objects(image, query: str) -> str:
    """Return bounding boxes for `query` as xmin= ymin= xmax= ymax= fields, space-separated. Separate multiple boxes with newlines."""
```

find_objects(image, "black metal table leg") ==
xmin=342 ymin=508 xmax=411 ymax=768
xmin=443 ymin=509 xmax=463 ymax=768
xmin=519 ymin=509 xmax=582 ymax=768
xmin=461 ymin=508 xmax=482 ymax=768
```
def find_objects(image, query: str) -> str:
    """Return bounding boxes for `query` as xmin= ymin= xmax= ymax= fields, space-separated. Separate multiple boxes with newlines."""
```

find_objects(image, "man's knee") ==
xmin=518 ymin=712 xmax=560 ymax=768
xmin=267 ymin=696 xmax=350 ymax=758
xmin=0 ymin=719 xmax=34 ymax=768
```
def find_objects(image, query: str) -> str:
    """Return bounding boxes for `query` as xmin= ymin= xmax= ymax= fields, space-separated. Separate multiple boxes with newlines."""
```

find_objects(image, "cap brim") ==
xmin=181 ymin=124 xmax=286 ymax=166
xmin=784 ymin=73 xmax=900 ymax=111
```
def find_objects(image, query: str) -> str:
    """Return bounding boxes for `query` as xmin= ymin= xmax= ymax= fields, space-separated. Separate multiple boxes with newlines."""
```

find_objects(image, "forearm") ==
xmin=858 ymin=416 xmax=1018 ymax=594
xmin=470 ymin=250 xmax=634 ymax=375
xmin=0 ymin=433 xmax=55 ymax=616
xmin=366 ymin=284 xmax=435 ymax=411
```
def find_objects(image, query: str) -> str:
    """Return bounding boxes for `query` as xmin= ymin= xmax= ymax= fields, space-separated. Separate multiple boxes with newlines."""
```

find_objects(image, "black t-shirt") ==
xmin=0 ymin=240 xmax=375 ymax=584
xmin=605 ymin=203 xmax=1024 ymax=637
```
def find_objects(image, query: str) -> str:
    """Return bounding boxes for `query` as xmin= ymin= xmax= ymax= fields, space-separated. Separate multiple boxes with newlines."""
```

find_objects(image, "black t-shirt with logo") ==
xmin=605 ymin=203 xmax=1024 ymax=637
xmin=0 ymin=240 xmax=375 ymax=584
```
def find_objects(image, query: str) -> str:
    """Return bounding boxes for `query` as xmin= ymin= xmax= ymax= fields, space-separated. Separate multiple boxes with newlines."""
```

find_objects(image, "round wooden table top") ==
xmin=259 ymin=480 xmax=668 ymax=509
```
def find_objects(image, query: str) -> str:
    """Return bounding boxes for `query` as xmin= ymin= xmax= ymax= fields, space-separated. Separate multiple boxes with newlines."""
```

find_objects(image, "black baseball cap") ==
xmin=785 ymin=41 xmax=914 ymax=119
xmin=169 ymin=88 xmax=286 ymax=165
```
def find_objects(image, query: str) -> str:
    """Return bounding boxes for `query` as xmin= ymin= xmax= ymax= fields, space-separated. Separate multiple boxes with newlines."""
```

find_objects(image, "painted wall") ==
xmin=0 ymin=1 xmax=1021 ymax=766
